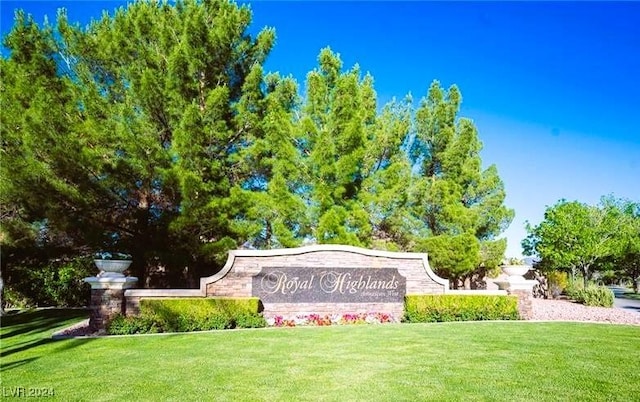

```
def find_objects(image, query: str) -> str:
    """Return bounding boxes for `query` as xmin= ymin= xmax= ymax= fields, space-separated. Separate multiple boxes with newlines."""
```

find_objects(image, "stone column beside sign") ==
xmin=84 ymin=276 xmax=138 ymax=333
xmin=493 ymin=268 xmax=537 ymax=320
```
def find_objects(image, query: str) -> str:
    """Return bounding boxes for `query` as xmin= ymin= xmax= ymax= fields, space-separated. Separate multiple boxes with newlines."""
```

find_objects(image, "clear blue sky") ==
xmin=2 ymin=1 xmax=639 ymax=258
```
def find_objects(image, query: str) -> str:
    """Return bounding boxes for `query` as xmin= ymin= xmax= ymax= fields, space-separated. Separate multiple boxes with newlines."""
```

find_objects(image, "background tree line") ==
xmin=1 ymin=0 xmax=513 ymax=307
xmin=523 ymin=197 xmax=640 ymax=293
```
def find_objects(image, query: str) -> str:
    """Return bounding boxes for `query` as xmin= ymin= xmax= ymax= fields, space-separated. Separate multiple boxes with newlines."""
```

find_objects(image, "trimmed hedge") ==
xmin=403 ymin=295 xmax=520 ymax=323
xmin=107 ymin=297 xmax=265 ymax=335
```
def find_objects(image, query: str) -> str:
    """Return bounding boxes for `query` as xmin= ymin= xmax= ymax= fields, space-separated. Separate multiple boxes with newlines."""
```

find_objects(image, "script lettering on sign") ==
xmin=252 ymin=267 xmax=406 ymax=303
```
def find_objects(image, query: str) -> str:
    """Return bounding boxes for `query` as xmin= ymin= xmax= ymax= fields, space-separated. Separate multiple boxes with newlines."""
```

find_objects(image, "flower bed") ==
xmin=267 ymin=312 xmax=396 ymax=327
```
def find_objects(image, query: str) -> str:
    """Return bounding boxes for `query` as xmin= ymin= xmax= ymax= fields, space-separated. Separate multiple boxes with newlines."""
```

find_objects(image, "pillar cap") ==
xmin=84 ymin=276 xmax=138 ymax=290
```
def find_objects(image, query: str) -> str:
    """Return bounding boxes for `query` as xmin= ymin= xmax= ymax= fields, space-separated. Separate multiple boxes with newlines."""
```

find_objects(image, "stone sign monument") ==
xmin=125 ymin=244 xmax=450 ymax=320
xmin=85 ymin=244 xmax=535 ymax=332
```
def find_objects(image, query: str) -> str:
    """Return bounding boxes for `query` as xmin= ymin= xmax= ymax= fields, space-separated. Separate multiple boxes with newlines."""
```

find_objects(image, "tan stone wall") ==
xmin=122 ymin=246 xmax=527 ymax=321
xmin=205 ymin=249 xmax=446 ymax=296
xmin=200 ymin=245 xmax=447 ymax=318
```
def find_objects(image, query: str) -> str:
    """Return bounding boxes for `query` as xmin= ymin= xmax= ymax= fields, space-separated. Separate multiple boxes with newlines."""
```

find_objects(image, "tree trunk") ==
xmin=265 ymin=220 xmax=272 ymax=249
xmin=0 ymin=275 xmax=4 ymax=316
xmin=581 ymin=265 xmax=590 ymax=289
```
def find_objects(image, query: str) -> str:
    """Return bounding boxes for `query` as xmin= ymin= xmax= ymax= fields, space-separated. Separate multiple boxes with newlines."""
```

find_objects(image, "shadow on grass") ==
xmin=1 ymin=338 xmax=56 ymax=358
xmin=1 ymin=308 xmax=94 ymax=371
xmin=1 ymin=309 xmax=88 ymax=340
xmin=0 ymin=357 xmax=39 ymax=371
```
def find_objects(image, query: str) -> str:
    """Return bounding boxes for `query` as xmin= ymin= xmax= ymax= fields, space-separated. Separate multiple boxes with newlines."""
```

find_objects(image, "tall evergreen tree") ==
xmin=1 ymin=0 xmax=275 ymax=286
xmin=359 ymin=97 xmax=416 ymax=250
xmin=411 ymin=81 xmax=513 ymax=287
xmin=236 ymin=69 xmax=308 ymax=249
xmin=299 ymin=48 xmax=375 ymax=246
xmin=2 ymin=3 xmax=516 ymax=296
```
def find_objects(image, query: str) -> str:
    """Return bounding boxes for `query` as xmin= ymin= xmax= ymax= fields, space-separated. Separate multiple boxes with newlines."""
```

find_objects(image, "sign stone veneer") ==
xmin=116 ymin=245 xmax=535 ymax=327
xmin=125 ymin=245 xmax=453 ymax=320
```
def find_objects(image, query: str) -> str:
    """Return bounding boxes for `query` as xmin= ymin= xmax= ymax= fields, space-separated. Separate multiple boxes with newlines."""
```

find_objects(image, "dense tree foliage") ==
xmin=1 ymin=0 xmax=276 ymax=288
xmin=410 ymin=82 xmax=513 ymax=287
xmin=523 ymin=198 xmax=639 ymax=290
xmin=1 ymin=0 xmax=513 ymax=301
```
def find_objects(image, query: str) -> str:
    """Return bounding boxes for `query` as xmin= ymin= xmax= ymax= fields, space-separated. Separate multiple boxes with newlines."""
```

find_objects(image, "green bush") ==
xmin=141 ymin=298 xmax=261 ymax=331
xmin=574 ymin=285 xmax=614 ymax=307
xmin=235 ymin=313 xmax=267 ymax=328
xmin=403 ymin=295 xmax=520 ymax=323
xmin=106 ymin=297 xmax=264 ymax=334
xmin=107 ymin=314 xmax=161 ymax=335
xmin=3 ymin=257 xmax=93 ymax=308
xmin=546 ymin=271 xmax=568 ymax=299
xmin=564 ymin=279 xmax=584 ymax=300
xmin=3 ymin=287 xmax=32 ymax=309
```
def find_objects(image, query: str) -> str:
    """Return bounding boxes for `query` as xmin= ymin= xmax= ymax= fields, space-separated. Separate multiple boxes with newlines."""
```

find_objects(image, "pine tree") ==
xmin=411 ymin=81 xmax=514 ymax=287
xmin=236 ymin=68 xmax=308 ymax=249
xmin=299 ymin=48 xmax=375 ymax=246
xmin=1 ymin=0 xmax=276 ymax=285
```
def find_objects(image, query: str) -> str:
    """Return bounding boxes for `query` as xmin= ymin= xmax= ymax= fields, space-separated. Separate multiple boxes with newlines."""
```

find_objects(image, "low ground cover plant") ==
xmin=403 ymin=294 xmax=519 ymax=322
xmin=267 ymin=312 xmax=395 ymax=327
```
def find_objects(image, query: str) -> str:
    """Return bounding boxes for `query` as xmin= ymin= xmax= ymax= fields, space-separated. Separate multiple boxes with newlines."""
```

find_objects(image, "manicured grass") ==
xmin=2 ymin=309 xmax=639 ymax=401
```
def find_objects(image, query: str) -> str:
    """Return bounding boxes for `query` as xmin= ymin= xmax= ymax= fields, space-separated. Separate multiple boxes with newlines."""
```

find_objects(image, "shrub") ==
xmin=564 ymin=279 xmax=584 ymax=301
xmin=403 ymin=295 xmax=520 ymax=323
xmin=107 ymin=314 xmax=161 ymax=335
xmin=546 ymin=271 xmax=568 ymax=299
xmin=235 ymin=313 xmax=267 ymax=328
xmin=140 ymin=298 xmax=261 ymax=332
xmin=106 ymin=297 xmax=264 ymax=334
xmin=3 ymin=287 xmax=32 ymax=309
xmin=3 ymin=257 xmax=93 ymax=308
xmin=575 ymin=285 xmax=614 ymax=307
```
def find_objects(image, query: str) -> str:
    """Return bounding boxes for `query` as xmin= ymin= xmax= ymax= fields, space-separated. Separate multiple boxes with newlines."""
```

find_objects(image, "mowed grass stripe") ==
xmin=1 ymin=310 xmax=639 ymax=401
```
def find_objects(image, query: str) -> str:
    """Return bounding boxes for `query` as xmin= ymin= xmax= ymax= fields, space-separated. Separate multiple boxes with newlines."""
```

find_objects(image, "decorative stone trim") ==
xmin=446 ymin=289 xmax=508 ymax=296
xmin=199 ymin=244 xmax=450 ymax=291
xmin=124 ymin=289 xmax=204 ymax=297
xmin=84 ymin=276 xmax=138 ymax=290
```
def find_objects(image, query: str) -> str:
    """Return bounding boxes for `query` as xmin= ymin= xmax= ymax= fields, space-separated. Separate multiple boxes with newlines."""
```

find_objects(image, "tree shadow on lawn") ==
xmin=0 ymin=357 xmax=38 ymax=371
xmin=1 ymin=309 xmax=95 ymax=371
xmin=1 ymin=308 xmax=88 ymax=340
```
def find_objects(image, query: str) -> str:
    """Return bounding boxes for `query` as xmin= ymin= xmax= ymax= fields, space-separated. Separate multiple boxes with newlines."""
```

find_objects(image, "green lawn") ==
xmin=1 ymin=309 xmax=639 ymax=401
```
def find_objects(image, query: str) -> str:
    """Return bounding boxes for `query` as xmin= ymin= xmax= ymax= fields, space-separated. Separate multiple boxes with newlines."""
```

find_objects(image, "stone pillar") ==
xmin=508 ymin=289 xmax=534 ymax=320
xmin=493 ymin=266 xmax=537 ymax=320
xmin=84 ymin=276 xmax=138 ymax=333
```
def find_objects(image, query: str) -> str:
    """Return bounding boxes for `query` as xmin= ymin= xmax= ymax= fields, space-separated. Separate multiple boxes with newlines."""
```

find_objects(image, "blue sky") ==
xmin=2 ymin=1 xmax=639 ymax=257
